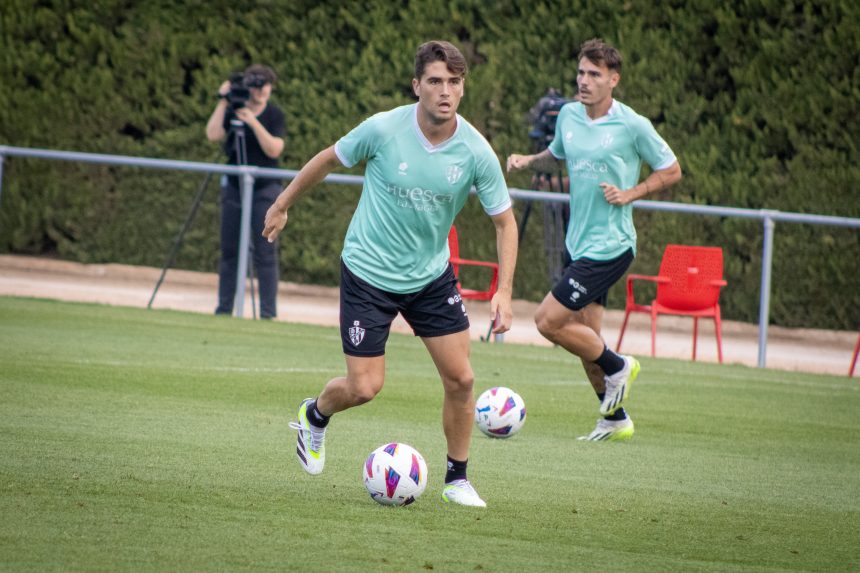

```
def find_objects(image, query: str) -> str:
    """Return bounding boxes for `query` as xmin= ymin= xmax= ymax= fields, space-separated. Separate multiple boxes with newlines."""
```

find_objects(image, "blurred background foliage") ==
xmin=0 ymin=0 xmax=857 ymax=329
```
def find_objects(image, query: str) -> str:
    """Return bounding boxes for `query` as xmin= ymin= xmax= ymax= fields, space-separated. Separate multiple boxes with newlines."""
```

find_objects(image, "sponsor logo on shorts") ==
xmin=568 ymin=278 xmax=587 ymax=303
xmin=348 ymin=320 xmax=365 ymax=346
xmin=568 ymin=278 xmax=588 ymax=293
xmin=447 ymin=292 xmax=467 ymax=316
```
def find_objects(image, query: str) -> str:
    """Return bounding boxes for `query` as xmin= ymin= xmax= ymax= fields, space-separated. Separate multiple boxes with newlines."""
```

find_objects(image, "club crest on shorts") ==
xmin=348 ymin=320 xmax=365 ymax=346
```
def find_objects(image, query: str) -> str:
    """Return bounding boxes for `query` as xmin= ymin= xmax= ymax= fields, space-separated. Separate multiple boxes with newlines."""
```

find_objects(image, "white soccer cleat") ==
xmin=600 ymin=356 xmax=640 ymax=416
xmin=577 ymin=416 xmax=635 ymax=442
xmin=441 ymin=479 xmax=487 ymax=508
xmin=288 ymin=398 xmax=326 ymax=475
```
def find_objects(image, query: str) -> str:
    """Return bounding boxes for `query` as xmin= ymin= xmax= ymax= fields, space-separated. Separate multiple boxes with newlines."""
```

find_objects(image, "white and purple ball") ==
xmin=475 ymin=387 xmax=527 ymax=438
xmin=363 ymin=442 xmax=428 ymax=506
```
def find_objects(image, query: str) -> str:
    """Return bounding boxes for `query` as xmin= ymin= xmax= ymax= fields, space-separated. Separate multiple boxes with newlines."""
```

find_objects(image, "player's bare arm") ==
xmin=505 ymin=149 xmax=561 ymax=173
xmin=601 ymin=161 xmax=682 ymax=205
xmin=489 ymin=208 xmax=518 ymax=334
xmin=263 ymin=145 xmax=342 ymax=242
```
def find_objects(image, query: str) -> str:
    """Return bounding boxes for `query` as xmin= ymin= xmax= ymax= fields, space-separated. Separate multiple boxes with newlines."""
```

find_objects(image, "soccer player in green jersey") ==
xmin=263 ymin=41 xmax=518 ymax=507
xmin=507 ymin=38 xmax=682 ymax=442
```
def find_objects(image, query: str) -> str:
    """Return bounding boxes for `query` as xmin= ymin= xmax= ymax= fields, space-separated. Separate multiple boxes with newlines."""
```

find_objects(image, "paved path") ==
xmin=1 ymin=255 xmax=855 ymax=377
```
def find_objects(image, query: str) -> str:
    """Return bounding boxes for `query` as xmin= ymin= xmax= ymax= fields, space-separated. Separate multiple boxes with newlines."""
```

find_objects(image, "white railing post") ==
xmin=757 ymin=213 xmax=777 ymax=368
xmin=233 ymin=169 xmax=255 ymax=318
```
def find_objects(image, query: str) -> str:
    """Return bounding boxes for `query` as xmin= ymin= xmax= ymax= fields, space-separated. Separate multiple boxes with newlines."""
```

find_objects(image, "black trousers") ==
xmin=216 ymin=180 xmax=281 ymax=318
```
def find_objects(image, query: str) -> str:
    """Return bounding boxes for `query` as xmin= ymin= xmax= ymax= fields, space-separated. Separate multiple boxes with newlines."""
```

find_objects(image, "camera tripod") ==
xmin=148 ymin=118 xmax=260 ymax=318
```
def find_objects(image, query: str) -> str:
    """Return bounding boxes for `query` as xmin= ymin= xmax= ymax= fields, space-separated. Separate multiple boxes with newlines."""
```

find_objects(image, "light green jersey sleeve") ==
xmin=629 ymin=113 xmax=677 ymax=170
xmin=547 ymin=103 xmax=573 ymax=160
xmin=334 ymin=112 xmax=388 ymax=168
xmin=471 ymin=133 xmax=512 ymax=216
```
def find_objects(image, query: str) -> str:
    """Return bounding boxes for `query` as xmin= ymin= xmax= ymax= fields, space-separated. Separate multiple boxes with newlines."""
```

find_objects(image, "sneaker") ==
xmin=599 ymin=356 xmax=640 ymax=416
xmin=288 ymin=398 xmax=326 ymax=475
xmin=441 ymin=479 xmax=487 ymax=508
xmin=576 ymin=416 xmax=635 ymax=442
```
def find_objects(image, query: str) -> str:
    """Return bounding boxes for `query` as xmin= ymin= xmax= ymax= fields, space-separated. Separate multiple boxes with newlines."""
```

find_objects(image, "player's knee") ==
xmin=443 ymin=370 xmax=474 ymax=395
xmin=348 ymin=377 xmax=383 ymax=404
xmin=349 ymin=387 xmax=378 ymax=405
xmin=534 ymin=309 xmax=560 ymax=340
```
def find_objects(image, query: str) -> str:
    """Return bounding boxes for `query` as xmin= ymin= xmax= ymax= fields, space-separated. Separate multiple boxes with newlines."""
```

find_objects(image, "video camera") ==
xmin=528 ymin=88 xmax=574 ymax=150
xmin=225 ymin=72 xmax=268 ymax=110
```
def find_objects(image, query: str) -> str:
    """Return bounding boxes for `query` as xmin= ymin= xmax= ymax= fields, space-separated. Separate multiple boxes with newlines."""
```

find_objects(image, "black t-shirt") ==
xmin=222 ymin=103 xmax=285 ymax=188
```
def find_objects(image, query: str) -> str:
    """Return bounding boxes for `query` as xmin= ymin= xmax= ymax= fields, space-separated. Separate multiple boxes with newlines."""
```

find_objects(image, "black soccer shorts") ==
xmin=551 ymin=248 xmax=634 ymax=311
xmin=339 ymin=260 xmax=470 ymax=357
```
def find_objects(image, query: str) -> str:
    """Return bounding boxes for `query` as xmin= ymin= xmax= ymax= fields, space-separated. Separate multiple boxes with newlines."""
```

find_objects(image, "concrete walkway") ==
xmin=1 ymin=254 xmax=856 ymax=377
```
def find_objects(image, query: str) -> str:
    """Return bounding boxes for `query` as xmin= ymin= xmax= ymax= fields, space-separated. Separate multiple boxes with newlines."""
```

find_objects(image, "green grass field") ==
xmin=1 ymin=297 xmax=858 ymax=572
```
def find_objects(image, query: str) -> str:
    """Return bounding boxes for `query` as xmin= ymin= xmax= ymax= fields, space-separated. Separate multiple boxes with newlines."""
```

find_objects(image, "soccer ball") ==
xmin=363 ymin=442 xmax=428 ymax=506
xmin=475 ymin=387 xmax=527 ymax=438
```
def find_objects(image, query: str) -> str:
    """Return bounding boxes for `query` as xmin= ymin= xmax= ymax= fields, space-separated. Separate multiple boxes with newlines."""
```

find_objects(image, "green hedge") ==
xmin=1 ymin=0 xmax=858 ymax=329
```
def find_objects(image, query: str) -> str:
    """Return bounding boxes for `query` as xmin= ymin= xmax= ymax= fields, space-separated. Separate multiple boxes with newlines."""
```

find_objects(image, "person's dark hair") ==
xmin=414 ymin=41 xmax=468 ymax=80
xmin=578 ymin=38 xmax=622 ymax=73
xmin=244 ymin=64 xmax=277 ymax=86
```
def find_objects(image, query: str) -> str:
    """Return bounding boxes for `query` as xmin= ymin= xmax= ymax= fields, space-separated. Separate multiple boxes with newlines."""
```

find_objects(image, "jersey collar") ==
xmin=582 ymin=99 xmax=617 ymax=125
xmin=412 ymin=103 xmax=461 ymax=153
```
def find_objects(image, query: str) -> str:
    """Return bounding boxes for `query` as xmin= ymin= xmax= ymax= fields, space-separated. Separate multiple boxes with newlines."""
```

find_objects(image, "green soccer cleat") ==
xmin=288 ymin=398 xmax=326 ymax=475
xmin=441 ymin=479 xmax=487 ymax=508
xmin=600 ymin=356 xmax=640 ymax=416
xmin=577 ymin=416 xmax=635 ymax=442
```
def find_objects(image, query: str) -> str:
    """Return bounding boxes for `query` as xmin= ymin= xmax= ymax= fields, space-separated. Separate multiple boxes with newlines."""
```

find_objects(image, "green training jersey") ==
xmin=548 ymin=100 xmax=677 ymax=261
xmin=334 ymin=103 xmax=511 ymax=293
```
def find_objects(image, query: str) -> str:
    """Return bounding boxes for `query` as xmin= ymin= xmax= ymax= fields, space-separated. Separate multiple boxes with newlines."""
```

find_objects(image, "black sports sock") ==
xmin=593 ymin=345 xmax=625 ymax=377
xmin=307 ymin=400 xmax=330 ymax=428
xmin=596 ymin=392 xmax=627 ymax=421
xmin=445 ymin=456 xmax=468 ymax=484
xmin=604 ymin=408 xmax=628 ymax=421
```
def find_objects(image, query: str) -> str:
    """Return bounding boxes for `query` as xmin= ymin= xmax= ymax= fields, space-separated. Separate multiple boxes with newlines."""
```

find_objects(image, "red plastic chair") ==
xmin=849 ymin=332 xmax=860 ymax=377
xmin=616 ymin=244 xmax=727 ymax=362
xmin=448 ymin=225 xmax=499 ymax=341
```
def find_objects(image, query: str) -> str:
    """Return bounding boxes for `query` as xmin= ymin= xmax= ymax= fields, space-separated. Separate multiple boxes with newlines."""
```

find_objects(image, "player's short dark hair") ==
xmin=578 ymin=38 xmax=622 ymax=73
xmin=414 ymin=41 xmax=468 ymax=80
xmin=244 ymin=64 xmax=277 ymax=86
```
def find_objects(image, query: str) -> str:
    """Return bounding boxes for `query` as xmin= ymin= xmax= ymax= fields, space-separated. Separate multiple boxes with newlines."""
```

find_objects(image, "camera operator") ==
xmin=206 ymin=64 xmax=285 ymax=319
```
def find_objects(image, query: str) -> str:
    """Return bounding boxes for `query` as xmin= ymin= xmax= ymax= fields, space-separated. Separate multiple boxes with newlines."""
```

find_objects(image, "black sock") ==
xmin=593 ymin=345 xmax=625 ymax=377
xmin=604 ymin=408 xmax=628 ymax=421
xmin=445 ymin=456 xmax=468 ymax=484
xmin=307 ymin=400 xmax=330 ymax=428
xmin=596 ymin=393 xmax=627 ymax=421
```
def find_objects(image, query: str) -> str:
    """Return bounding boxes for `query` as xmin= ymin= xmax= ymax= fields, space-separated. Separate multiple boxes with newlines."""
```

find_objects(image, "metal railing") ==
xmin=2 ymin=145 xmax=859 ymax=367
xmin=0 ymin=146 xmax=359 ymax=319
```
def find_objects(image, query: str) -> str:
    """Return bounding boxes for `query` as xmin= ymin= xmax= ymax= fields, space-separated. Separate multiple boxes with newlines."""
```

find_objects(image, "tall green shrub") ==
xmin=1 ymin=0 xmax=857 ymax=328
